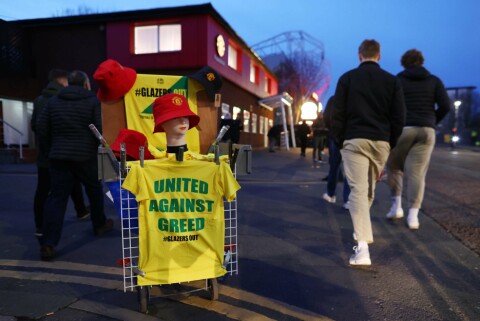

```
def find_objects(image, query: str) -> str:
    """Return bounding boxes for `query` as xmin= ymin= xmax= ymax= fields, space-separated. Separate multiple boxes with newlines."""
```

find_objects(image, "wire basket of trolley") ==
xmin=93 ymin=95 xmax=251 ymax=313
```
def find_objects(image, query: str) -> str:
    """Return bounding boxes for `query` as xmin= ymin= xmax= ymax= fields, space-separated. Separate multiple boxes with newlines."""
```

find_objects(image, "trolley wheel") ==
xmin=207 ymin=278 xmax=218 ymax=300
xmin=138 ymin=286 xmax=150 ymax=313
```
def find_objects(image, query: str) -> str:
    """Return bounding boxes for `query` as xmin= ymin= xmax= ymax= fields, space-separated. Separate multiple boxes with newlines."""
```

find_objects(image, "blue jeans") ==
xmin=41 ymin=158 xmax=106 ymax=246
xmin=326 ymin=137 xmax=350 ymax=202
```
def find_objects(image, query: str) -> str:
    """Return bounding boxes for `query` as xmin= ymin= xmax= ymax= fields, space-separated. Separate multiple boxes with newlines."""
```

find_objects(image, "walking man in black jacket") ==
xmin=32 ymin=69 xmax=90 ymax=238
xmin=331 ymin=39 xmax=406 ymax=266
xmin=36 ymin=70 xmax=113 ymax=260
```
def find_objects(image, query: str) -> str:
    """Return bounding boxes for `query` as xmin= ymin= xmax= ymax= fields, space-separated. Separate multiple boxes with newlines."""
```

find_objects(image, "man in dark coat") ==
xmin=267 ymin=124 xmax=282 ymax=152
xmin=31 ymin=69 xmax=90 ymax=238
xmin=219 ymin=112 xmax=234 ymax=142
xmin=36 ymin=70 xmax=113 ymax=260
xmin=311 ymin=113 xmax=328 ymax=162
xmin=297 ymin=120 xmax=311 ymax=157
xmin=230 ymin=113 xmax=244 ymax=144
xmin=332 ymin=39 xmax=406 ymax=266
xmin=322 ymin=96 xmax=350 ymax=207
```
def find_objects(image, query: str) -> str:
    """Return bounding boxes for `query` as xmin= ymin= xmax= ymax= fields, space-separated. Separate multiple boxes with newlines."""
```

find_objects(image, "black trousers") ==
xmin=41 ymin=158 xmax=106 ymax=246
xmin=300 ymin=137 xmax=308 ymax=155
xmin=33 ymin=166 xmax=88 ymax=229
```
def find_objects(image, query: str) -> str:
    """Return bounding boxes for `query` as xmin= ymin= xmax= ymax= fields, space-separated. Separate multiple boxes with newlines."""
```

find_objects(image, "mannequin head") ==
xmin=161 ymin=116 xmax=190 ymax=146
xmin=152 ymin=93 xmax=200 ymax=147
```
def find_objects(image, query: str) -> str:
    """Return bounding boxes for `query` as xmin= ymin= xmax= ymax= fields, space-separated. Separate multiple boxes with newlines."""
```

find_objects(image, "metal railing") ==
xmin=0 ymin=118 xmax=23 ymax=159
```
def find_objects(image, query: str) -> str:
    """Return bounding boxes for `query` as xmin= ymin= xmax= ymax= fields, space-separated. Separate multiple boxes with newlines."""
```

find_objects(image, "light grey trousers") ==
xmin=341 ymin=139 xmax=390 ymax=243
xmin=386 ymin=127 xmax=435 ymax=209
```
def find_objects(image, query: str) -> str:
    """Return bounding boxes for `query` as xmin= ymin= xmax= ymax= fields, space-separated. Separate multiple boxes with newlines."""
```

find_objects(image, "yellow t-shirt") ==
xmin=122 ymin=158 xmax=240 ymax=285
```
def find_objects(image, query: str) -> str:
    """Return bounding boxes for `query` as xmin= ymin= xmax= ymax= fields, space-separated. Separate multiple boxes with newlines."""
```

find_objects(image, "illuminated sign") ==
xmin=216 ymin=35 xmax=225 ymax=57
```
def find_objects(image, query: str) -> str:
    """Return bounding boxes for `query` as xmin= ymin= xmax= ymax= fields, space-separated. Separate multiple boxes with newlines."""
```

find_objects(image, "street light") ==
xmin=300 ymin=101 xmax=318 ymax=122
xmin=452 ymin=100 xmax=461 ymax=147
xmin=454 ymin=100 xmax=462 ymax=109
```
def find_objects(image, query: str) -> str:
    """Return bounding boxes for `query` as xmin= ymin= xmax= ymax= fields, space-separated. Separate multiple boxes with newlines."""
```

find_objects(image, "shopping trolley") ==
xmin=96 ymin=133 xmax=251 ymax=313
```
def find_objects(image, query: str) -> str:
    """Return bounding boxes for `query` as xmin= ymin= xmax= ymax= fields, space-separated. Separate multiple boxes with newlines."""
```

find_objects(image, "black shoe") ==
xmin=77 ymin=211 xmax=90 ymax=220
xmin=321 ymin=175 xmax=329 ymax=181
xmin=40 ymin=245 xmax=55 ymax=261
xmin=94 ymin=218 xmax=114 ymax=236
xmin=77 ymin=206 xmax=91 ymax=220
xmin=35 ymin=228 xmax=43 ymax=238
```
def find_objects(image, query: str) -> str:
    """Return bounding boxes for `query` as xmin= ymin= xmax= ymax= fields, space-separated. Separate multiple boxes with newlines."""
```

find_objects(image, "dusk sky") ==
xmin=1 ymin=0 xmax=479 ymax=102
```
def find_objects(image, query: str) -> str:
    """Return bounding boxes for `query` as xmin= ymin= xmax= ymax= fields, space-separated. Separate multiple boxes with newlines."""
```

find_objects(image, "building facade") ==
xmin=0 ymin=4 xmax=279 ymax=155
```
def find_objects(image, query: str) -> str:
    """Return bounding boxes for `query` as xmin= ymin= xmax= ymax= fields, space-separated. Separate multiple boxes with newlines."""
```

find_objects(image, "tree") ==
xmin=53 ymin=6 xmax=101 ymax=17
xmin=274 ymin=52 xmax=329 ymax=123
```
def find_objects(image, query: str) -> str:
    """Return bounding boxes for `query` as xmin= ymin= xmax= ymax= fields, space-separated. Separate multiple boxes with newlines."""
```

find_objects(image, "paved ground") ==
xmin=0 ymin=146 xmax=479 ymax=320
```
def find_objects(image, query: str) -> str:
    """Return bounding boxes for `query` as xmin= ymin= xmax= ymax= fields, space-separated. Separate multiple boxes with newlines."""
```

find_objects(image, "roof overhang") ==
xmin=258 ymin=92 xmax=293 ymax=111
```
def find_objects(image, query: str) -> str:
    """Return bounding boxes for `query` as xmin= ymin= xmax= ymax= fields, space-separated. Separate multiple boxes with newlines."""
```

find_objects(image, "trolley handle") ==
xmin=89 ymin=124 xmax=108 ymax=147
xmin=213 ymin=125 xmax=230 ymax=145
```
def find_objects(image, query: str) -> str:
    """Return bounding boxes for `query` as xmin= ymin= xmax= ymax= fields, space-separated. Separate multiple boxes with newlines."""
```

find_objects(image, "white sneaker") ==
xmin=385 ymin=207 xmax=404 ymax=219
xmin=322 ymin=193 xmax=336 ymax=203
xmin=349 ymin=246 xmax=371 ymax=266
xmin=407 ymin=213 xmax=419 ymax=229
xmin=342 ymin=201 xmax=350 ymax=210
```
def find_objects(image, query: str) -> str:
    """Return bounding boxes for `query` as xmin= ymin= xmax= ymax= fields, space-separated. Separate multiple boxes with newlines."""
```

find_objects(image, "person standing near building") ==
xmin=230 ymin=113 xmax=244 ymax=144
xmin=385 ymin=49 xmax=450 ymax=229
xmin=220 ymin=112 xmax=243 ymax=144
xmin=31 ymin=69 xmax=90 ymax=238
xmin=322 ymin=95 xmax=350 ymax=208
xmin=36 ymin=70 xmax=113 ymax=260
xmin=219 ymin=112 xmax=234 ymax=143
xmin=297 ymin=120 xmax=311 ymax=157
xmin=311 ymin=113 xmax=327 ymax=163
xmin=331 ymin=39 xmax=406 ymax=266
xmin=267 ymin=124 xmax=282 ymax=152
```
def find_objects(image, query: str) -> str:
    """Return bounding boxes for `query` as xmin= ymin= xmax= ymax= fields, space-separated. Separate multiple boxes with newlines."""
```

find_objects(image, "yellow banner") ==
xmin=124 ymin=74 xmax=200 ymax=153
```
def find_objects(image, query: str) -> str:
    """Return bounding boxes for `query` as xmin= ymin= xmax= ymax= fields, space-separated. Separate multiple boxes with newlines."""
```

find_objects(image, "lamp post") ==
xmin=452 ymin=100 xmax=461 ymax=147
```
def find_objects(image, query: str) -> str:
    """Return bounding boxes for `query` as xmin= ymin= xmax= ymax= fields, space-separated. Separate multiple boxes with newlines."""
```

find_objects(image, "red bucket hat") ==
xmin=110 ymin=128 xmax=154 ymax=160
xmin=93 ymin=59 xmax=137 ymax=102
xmin=152 ymin=94 xmax=200 ymax=133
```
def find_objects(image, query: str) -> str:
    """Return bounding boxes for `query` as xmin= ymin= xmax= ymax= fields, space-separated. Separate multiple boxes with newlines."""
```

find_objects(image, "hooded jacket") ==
xmin=32 ymin=81 xmax=64 ymax=132
xmin=397 ymin=66 xmax=450 ymax=128
xmin=36 ymin=85 xmax=102 ymax=162
xmin=32 ymin=81 xmax=64 ymax=167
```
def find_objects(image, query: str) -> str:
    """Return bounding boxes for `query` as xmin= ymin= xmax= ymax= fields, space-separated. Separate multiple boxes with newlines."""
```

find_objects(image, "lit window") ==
xmin=221 ymin=103 xmax=230 ymax=118
xmin=135 ymin=26 xmax=158 ymax=54
xmin=228 ymin=44 xmax=238 ymax=70
xmin=159 ymin=24 xmax=181 ymax=51
xmin=250 ymin=63 xmax=255 ymax=83
xmin=250 ymin=63 xmax=259 ymax=84
xmin=134 ymin=24 xmax=181 ymax=54
xmin=243 ymin=110 xmax=250 ymax=133
xmin=251 ymin=113 xmax=257 ymax=133
xmin=233 ymin=106 xmax=241 ymax=120
xmin=265 ymin=76 xmax=272 ymax=93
